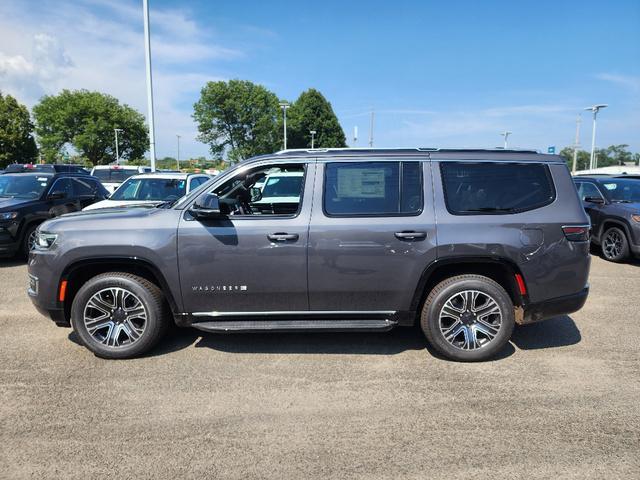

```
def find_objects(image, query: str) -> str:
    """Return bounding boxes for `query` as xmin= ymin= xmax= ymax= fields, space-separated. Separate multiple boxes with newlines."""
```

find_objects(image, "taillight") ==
xmin=562 ymin=225 xmax=590 ymax=242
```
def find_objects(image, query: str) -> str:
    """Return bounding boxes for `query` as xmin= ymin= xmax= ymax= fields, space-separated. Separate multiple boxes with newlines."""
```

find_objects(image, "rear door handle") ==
xmin=267 ymin=232 xmax=299 ymax=242
xmin=394 ymin=231 xmax=427 ymax=240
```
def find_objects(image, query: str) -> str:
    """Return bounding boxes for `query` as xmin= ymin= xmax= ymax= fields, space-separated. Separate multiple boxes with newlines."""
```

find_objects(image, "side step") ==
xmin=191 ymin=319 xmax=397 ymax=333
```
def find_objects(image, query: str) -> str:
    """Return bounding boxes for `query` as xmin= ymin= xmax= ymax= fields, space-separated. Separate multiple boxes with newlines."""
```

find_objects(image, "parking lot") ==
xmin=0 ymin=254 xmax=638 ymax=479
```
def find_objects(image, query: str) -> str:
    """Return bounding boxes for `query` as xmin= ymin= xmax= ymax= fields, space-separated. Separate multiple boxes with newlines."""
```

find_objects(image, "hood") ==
xmin=612 ymin=201 xmax=640 ymax=213
xmin=0 ymin=196 xmax=38 ymax=211
xmin=83 ymin=199 xmax=162 ymax=211
xmin=41 ymin=204 xmax=164 ymax=232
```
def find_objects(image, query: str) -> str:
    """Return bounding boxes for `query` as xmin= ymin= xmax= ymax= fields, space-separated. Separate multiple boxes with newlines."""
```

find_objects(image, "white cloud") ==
xmin=596 ymin=73 xmax=640 ymax=92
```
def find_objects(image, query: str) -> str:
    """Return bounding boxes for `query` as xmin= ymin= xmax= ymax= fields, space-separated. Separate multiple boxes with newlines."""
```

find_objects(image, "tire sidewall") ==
xmin=71 ymin=274 xmax=163 ymax=358
xmin=21 ymin=223 xmax=39 ymax=258
xmin=422 ymin=277 xmax=515 ymax=362
xmin=602 ymin=227 xmax=629 ymax=262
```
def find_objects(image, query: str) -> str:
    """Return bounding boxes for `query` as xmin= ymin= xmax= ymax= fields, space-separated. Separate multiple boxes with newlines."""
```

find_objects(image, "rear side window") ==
xmin=440 ymin=162 xmax=555 ymax=215
xmin=324 ymin=161 xmax=423 ymax=216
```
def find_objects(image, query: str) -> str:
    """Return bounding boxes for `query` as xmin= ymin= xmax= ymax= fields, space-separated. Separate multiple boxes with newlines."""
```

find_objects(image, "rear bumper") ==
xmin=522 ymin=286 xmax=589 ymax=324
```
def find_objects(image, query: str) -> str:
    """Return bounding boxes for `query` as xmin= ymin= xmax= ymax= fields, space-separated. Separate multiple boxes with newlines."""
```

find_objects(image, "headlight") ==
xmin=0 ymin=211 xmax=18 ymax=221
xmin=35 ymin=231 xmax=58 ymax=250
xmin=632 ymin=214 xmax=640 ymax=223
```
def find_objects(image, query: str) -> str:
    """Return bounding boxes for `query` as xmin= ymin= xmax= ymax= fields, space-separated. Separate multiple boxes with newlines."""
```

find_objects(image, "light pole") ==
xmin=114 ymin=128 xmax=123 ymax=165
xmin=176 ymin=134 xmax=181 ymax=170
xmin=500 ymin=131 xmax=512 ymax=149
xmin=572 ymin=115 xmax=581 ymax=173
xmin=310 ymin=130 xmax=316 ymax=149
xmin=279 ymin=102 xmax=290 ymax=150
xmin=143 ymin=0 xmax=157 ymax=172
xmin=584 ymin=104 xmax=607 ymax=170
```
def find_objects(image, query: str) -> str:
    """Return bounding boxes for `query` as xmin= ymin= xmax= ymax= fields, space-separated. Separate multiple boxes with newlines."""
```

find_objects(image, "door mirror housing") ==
xmin=249 ymin=187 xmax=263 ymax=203
xmin=190 ymin=193 xmax=224 ymax=219
xmin=584 ymin=196 xmax=605 ymax=205
xmin=47 ymin=191 xmax=66 ymax=200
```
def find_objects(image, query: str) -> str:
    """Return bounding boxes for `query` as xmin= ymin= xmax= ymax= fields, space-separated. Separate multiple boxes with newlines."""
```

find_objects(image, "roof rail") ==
xmin=274 ymin=147 xmax=540 ymax=155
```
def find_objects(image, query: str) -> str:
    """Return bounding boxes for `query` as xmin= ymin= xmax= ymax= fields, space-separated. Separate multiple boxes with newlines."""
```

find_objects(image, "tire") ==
xmin=420 ymin=274 xmax=515 ymax=362
xmin=71 ymin=272 xmax=170 ymax=359
xmin=601 ymin=227 xmax=629 ymax=263
xmin=21 ymin=223 xmax=39 ymax=258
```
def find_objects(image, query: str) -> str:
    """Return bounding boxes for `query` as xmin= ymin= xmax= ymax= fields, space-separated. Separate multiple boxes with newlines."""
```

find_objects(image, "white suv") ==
xmin=90 ymin=165 xmax=151 ymax=193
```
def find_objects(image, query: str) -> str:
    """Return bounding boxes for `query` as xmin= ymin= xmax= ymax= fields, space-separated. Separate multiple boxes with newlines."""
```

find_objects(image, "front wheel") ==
xmin=601 ymin=227 xmax=629 ymax=262
xmin=71 ymin=272 xmax=170 ymax=359
xmin=420 ymin=274 xmax=515 ymax=362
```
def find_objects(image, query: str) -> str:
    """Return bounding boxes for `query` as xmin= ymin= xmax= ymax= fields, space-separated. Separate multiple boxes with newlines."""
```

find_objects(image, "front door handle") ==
xmin=394 ymin=231 xmax=427 ymax=240
xmin=267 ymin=232 xmax=299 ymax=242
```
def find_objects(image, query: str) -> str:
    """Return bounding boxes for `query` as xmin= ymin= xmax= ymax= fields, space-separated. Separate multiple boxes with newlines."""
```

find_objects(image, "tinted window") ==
xmin=92 ymin=169 xmax=138 ymax=182
xmin=262 ymin=175 xmax=303 ymax=198
xmin=0 ymin=174 xmax=51 ymax=199
xmin=324 ymin=162 xmax=422 ymax=216
xmin=575 ymin=182 xmax=603 ymax=201
xmin=441 ymin=162 xmax=555 ymax=214
xmin=73 ymin=177 xmax=96 ymax=196
xmin=598 ymin=179 xmax=640 ymax=202
xmin=49 ymin=178 xmax=74 ymax=197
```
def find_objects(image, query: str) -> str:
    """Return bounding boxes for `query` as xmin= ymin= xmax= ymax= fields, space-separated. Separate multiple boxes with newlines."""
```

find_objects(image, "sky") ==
xmin=0 ymin=0 xmax=639 ymax=160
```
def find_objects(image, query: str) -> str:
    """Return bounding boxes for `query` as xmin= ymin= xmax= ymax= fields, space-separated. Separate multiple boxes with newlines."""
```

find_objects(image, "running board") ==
xmin=191 ymin=319 xmax=398 ymax=333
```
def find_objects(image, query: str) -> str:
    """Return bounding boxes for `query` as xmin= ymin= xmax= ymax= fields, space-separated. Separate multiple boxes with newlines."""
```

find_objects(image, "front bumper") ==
xmin=0 ymin=223 xmax=20 ymax=257
xmin=522 ymin=286 xmax=589 ymax=324
xmin=27 ymin=250 xmax=70 ymax=327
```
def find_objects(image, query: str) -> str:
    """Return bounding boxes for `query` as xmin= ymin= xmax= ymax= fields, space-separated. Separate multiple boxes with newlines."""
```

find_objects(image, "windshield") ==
xmin=600 ymin=179 xmax=640 ymax=202
xmin=92 ymin=169 xmax=138 ymax=182
xmin=110 ymin=177 xmax=187 ymax=201
xmin=261 ymin=176 xmax=303 ymax=198
xmin=0 ymin=175 xmax=50 ymax=199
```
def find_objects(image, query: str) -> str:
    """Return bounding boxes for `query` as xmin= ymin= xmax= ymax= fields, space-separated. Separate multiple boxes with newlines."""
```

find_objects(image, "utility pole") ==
xmin=572 ymin=115 xmax=581 ymax=173
xmin=310 ymin=130 xmax=316 ymax=149
xmin=176 ymin=134 xmax=181 ymax=170
xmin=353 ymin=126 xmax=358 ymax=146
xmin=114 ymin=128 xmax=123 ymax=165
xmin=143 ymin=0 xmax=157 ymax=172
xmin=279 ymin=102 xmax=290 ymax=150
xmin=500 ymin=131 xmax=512 ymax=149
xmin=585 ymin=104 xmax=607 ymax=170
xmin=369 ymin=109 xmax=374 ymax=147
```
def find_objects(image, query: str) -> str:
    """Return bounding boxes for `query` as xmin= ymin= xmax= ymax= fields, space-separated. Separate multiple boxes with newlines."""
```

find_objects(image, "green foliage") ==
xmin=32 ymin=89 xmax=148 ymax=165
xmin=287 ymin=89 xmax=346 ymax=149
xmin=193 ymin=80 xmax=280 ymax=162
xmin=0 ymin=92 xmax=38 ymax=168
xmin=560 ymin=144 xmax=638 ymax=171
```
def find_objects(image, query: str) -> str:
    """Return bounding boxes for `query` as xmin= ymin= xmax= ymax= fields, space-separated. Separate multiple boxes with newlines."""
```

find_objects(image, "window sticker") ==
xmin=603 ymin=183 xmax=618 ymax=190
xmin=337 ymin=168 xmax=385 ymax=198
xmin=37 ymin=177 xmax=48 ymax=182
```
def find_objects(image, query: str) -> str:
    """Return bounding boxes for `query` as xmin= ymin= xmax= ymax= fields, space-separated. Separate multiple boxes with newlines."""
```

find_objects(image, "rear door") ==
xmin=307 ymin=158 xmax=437 ymax=313
xmin=575 ymin=180 xmax=606 ymax=235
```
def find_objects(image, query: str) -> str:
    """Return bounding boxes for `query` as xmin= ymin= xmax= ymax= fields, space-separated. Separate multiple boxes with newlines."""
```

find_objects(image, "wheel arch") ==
xmin=600 ymin=217 xmax=634 ymax=243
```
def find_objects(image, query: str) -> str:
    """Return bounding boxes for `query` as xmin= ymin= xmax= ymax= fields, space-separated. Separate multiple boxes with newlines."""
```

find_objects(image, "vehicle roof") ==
xmin=92 ymin=165 xmax=142 ymax=170
xmin=249 ymin=147 xmax=562 ymax=163
xmin=126 ymin=172 xmax=208 ymax=180
xmin=574 ymin=175 xmax=640 ymax=182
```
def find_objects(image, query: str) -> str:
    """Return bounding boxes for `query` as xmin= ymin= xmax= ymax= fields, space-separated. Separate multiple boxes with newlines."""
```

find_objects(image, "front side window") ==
xmin=73 ymin=177 xmax=97 ymax=196
xmin=110 ymin=178 xmax=187 ymax=201
xmin=323 ymin=161 xmax=423 ymax=216
xmin=440 ymin=162 xmax=555 ymax=215
xmin=575 ymin=182 xmax=603 ymax=201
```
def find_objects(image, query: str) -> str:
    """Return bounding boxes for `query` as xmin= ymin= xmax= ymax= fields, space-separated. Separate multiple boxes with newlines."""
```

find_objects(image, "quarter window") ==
xmin=323 ymin=162 xmax=423 ymax=216
xmin=440 ymin=162 xmax=555 ymax=215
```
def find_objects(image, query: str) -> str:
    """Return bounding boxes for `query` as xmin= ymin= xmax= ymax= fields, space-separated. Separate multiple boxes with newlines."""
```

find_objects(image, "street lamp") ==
xmin=584 ymin=104 xmax=608 ymax=170
xmin=114 ymin=128 xmax=123 ymax=164
xmin=310 ymin=130 xmax=316 ymax=149
xmin=279 ymin=102 xmax=290 ymax=150
xmin=176 ymin=134 xmax=181 ymax=170
xmin=500 ymin=131 xmax=512 ymax=149
xmin=143 ymin=0 xmax=157 ymax=172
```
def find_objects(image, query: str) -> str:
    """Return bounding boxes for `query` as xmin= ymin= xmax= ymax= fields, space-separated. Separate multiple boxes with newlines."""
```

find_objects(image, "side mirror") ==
xmin=584 ymin=196 xmax=605 ymax=205
xmin=48 ymin=191 xmax=66 ymax=200
xmin=190 ymin=193 xmax=224 ymax=219
xmin=250 ymin=187 xmax=263 ymax=202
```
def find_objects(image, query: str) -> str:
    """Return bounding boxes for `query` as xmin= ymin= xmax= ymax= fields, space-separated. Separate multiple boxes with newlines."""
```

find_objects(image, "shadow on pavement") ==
xmin=511 ymin=315 xmax=581 ymax=350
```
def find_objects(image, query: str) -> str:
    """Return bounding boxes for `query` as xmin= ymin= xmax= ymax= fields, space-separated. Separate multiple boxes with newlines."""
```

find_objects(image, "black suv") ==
xmin=573 ymin=175 xmax=640 ymax=262
xmin=28 ymin=149 xmax=591 ymax=361
xmin=4 ymin=163 xmax=90 ymax=174
xmin=0 ymin=172 xmax=109 ymax=257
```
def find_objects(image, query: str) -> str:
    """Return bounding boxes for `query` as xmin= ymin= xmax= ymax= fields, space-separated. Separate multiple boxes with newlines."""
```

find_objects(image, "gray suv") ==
xmin=28 ymin=149 xmax=591 ymax=361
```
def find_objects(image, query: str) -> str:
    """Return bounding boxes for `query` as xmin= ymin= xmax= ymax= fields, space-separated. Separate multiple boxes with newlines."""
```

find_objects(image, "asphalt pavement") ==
xmin=0 ymin=255 xmax=638 ymax=479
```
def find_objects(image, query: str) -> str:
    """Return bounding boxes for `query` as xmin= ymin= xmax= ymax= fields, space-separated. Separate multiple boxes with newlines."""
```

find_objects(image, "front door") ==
xmin=307 ymin=159 xmax=437 ymax=313
xmin=177 ymin=161 xmax=315 ymax=314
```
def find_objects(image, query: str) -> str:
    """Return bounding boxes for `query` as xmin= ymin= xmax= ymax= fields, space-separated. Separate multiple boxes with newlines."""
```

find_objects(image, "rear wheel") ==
xmin=71 ymin=272 xmax=170 ymax=359
xmin=601 ymin=227 xmax=629 ymax=262
xmin=420 ymin=274 xmax=515 ymax=362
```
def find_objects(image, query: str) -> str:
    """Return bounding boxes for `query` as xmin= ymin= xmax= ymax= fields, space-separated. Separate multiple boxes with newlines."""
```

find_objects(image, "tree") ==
xmin=0 ymin=92 xmax=38 ymax=167
xmin=32 ymin=89 xmax=148 ymax=165
xmin=287 ymin=89 xmax=346 ymax=149
xmin=193 ymin=80 xmax=280 ymax=162
xmin=605 ymin=144 xmax=633 ymax=166
xmin=560 ymin=147 xmax=591 ymax=171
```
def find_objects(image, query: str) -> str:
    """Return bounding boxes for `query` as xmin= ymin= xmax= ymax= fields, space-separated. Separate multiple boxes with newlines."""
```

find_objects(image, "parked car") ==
xmin=28 ymin=148 xmax=590 ymax=361
xmin=90 ymin=165 xmax=152 ymax=193
xmin=573 ymin=175 xmax=640 ymax=262
xmin=83 ymin=173 xmax=211 ymax=211
xmin=5 ymin=163 xmax=90 ymax=174
xmin=0 ymin=172 xmax=108 ymax=257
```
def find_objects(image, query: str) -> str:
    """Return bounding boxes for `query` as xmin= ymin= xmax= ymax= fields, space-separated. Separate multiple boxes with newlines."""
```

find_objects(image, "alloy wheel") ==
xmin=438 ymin=290 xmax=502 ymax=350
xmin=603 ymin=230 xmax=623 ymax=259
xmin=27 ymin=229 xmax=38 ymax=251
xmin=83 ymin=287 xmax=148 ymax=348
